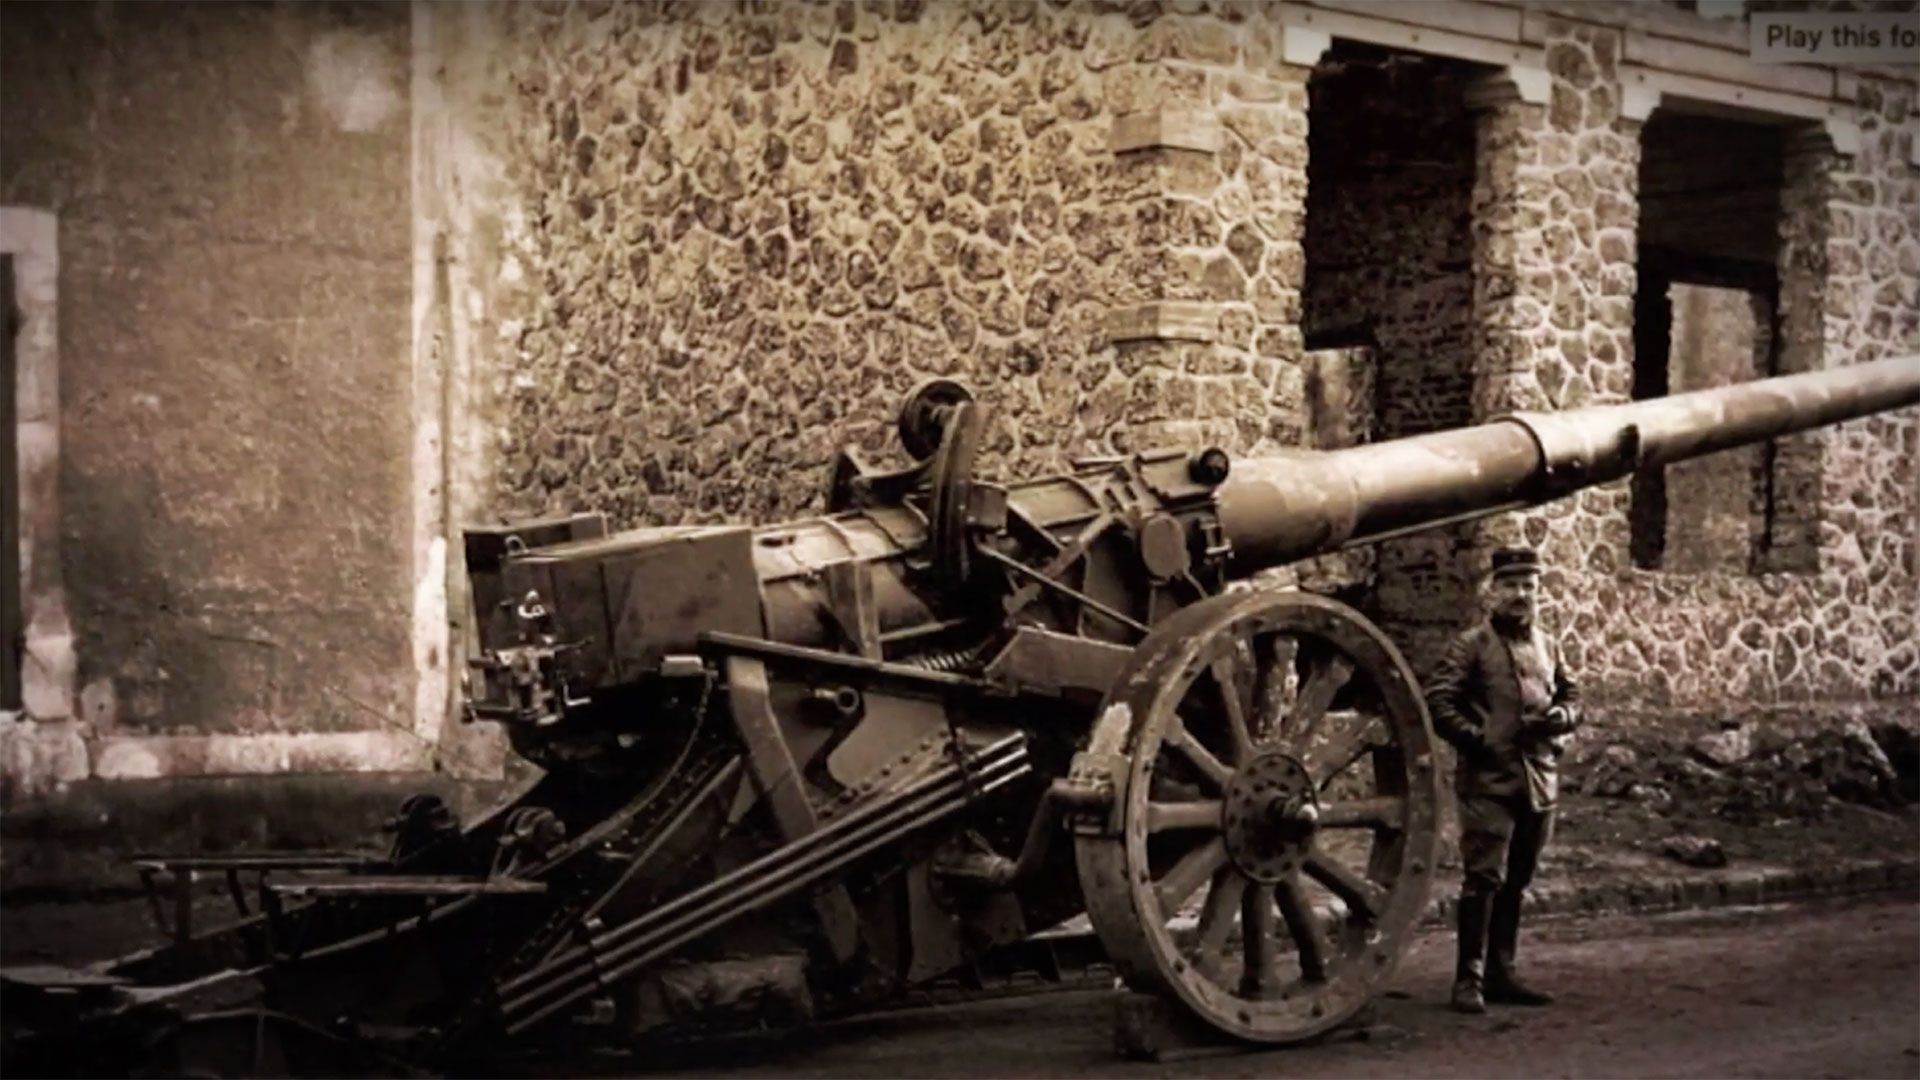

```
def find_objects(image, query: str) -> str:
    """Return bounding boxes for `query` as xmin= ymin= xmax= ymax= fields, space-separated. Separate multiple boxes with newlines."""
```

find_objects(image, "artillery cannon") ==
xmin=6 ymin=355 xmax=1918 ymax=1075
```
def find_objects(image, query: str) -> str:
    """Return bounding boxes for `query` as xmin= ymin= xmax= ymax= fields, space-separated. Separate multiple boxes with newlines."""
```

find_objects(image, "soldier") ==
xmin=1426 ymin=545 xmax=1580 ymax=1015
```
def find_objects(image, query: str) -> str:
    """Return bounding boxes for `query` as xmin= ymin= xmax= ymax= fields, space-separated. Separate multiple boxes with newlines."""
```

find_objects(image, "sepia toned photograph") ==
xmin=1 ymin=1 xmax=1916 ymax=1076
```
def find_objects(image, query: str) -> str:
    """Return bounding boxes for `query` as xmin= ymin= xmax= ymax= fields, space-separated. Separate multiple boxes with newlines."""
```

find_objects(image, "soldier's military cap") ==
xmin=1489 ymin=546 xmax=1543 ymax=579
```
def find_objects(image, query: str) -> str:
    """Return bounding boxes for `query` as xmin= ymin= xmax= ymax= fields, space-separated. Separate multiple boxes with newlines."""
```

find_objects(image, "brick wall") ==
xmin=1303 ymin=47 xmax=1479 ymax=439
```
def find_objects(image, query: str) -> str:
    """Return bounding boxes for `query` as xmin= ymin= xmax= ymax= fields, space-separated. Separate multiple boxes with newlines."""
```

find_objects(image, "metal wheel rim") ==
xmin=1076 ymin=589 xmax=1441 ymax=1044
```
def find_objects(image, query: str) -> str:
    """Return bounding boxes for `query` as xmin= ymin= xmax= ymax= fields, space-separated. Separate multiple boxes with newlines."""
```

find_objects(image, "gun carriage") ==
xmin=6 ymin=355 xmax=1918 ymax=1076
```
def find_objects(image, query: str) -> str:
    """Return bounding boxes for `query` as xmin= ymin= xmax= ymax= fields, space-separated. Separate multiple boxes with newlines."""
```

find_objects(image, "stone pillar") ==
xmin=1378 ymin=64 xmax=1565 ymax=674
xmin=1810 ymin=79 xmax=1918 ymax=703
xmin=1465 ymin=31 xmax=1642 ymax=591
xmin=1098 ymin=21 xmax=1327 ymax=459
xmin=1100 ymin=97 xmax=1244 ymax=453
xmin=1224 ymin=24 xmax=1328 ymax=455
xmin=0 ymin=206 xmax=86 ymax=799
xmin=1431 ymin=26 xmax=1652 ymax=710
xmin=412 ymin=3 xmax=515 ymax=780
xmin=1414 ymin=58 xmax=1563 ymax=847
xmin=1761 ymin=124 xmax=1845 ymax=576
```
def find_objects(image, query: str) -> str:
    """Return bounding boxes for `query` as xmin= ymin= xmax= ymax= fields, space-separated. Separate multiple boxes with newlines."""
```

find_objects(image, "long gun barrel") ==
xmin=465 ymin=355 xmax=1920 ymax=724
xmin=1215 ymin=354 xmax=1920 ymax=574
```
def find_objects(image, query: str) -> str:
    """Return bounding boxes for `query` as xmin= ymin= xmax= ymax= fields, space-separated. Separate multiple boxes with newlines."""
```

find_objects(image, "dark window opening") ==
xmin=1631 ymin=111 xmax=1801 ymax=575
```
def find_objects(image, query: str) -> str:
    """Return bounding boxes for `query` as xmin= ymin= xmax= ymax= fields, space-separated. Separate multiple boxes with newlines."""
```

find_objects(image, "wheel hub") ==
xmin=1222 ymin=751 xmax=1317 ymax=883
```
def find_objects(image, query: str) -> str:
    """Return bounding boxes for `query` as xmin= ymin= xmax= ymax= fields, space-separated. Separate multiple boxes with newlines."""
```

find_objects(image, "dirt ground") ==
xmin=1 ymin=786 xmax=1915 ymax=1080
xmin=622 ymin=895 xmax=1920 ymax=1080
xmin=1539 ymin=789 xmax=1920 ymax=883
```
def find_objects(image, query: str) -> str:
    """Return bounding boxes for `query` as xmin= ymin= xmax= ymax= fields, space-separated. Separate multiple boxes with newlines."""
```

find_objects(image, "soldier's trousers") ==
xmin=1459 ymin=794 xmax=1554 ymax=898
xmin=1456 ymin=794 xmax=1554 ymax=981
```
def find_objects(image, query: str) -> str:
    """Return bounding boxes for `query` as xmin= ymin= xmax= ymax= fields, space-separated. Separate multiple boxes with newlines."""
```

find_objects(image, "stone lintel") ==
xmin=1464 ymin=65 xmax=1551 ymax=111
xmin=1110 ymin=109 xmax=1221 ymax=155
xmin=1282 ymin=4 xmax=1544 ymax=72
xmin=1106 ymin=301 xmax=1222 ymax=345
xmin=1820 ymin=116 xmax=1861 ymax=158
xmin=1783 ymin=119 xmax=1859 ymax=161
xmin=1279 ymin=25 xmax=1332 ymax=69
xmin=1627 ymin=64 xmax=1846 ymax=125
xmin=1621 ymin=84 xmax=1663 ymax=122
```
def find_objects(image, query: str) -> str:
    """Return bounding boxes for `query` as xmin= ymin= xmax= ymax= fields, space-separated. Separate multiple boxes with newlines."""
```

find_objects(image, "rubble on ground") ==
xmin=1569 ymin=718 xmax=1919 ymax=824
xmin=1691 ymin=726 xmax=1753 ymax=768
xmin=1658 ymin=834 xmax=1728 ymax=868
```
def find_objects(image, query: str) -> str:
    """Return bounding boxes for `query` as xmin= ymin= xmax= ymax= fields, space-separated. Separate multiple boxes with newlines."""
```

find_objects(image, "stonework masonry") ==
xmin=1461 ymin=21 xmax=1918 ymax=731
xmin=477 ymin=2 xmax=1329 ymax=536
xmin=463 ymin=2 xmax=1914 ymax=732
xmin=452 ymin=3 xmax=1915 ymax=735
xmin=341 ymin=2 xmax=1920 ymax=749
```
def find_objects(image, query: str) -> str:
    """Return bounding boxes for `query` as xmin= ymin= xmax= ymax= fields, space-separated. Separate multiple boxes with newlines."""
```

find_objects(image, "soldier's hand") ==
xmin=1535 ymin=706 xmax=1577 ymax=736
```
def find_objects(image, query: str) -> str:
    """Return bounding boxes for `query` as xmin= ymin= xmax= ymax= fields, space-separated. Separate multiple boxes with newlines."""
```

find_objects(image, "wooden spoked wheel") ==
xmin=1075 ymin=589 xmax=1442 ymax=1044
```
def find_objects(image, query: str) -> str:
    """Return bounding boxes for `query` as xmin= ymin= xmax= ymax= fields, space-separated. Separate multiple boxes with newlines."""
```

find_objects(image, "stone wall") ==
xmin=463 ymin=3 xmax=1916 ymax=731
xmin=476 ymin=3 xmax=1353 ymax=536
xmin=1469 ymin=20 xmax=1918 ymax=731
xmin=0 ymin=1 xmax=430 ymax=801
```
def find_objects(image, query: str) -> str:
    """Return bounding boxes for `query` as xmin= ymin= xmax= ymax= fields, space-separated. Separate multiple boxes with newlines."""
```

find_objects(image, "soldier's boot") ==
xmin=1450 ymin=892 xmax=1490 ymax=1015
xmin=1484 ymin=886 xmax=1554 ymax=1006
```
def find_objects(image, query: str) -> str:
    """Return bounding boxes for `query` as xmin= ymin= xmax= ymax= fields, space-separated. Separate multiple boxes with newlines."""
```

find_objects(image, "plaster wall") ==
xmin=0 ymin=1 xmax=431 ymax=803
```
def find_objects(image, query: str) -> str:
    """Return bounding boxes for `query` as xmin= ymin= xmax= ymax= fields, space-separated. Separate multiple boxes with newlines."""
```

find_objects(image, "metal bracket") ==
xmin=822 ymin=561 xmax=882 ymax=660
xmin=998 ymin=511 xmax=1123 ymax=624
xmin=980 ymin=627 xmax=1134 ymax=698
xmin=822 ymin=447 xmax=928 ymax=513
xmin=981 ymin=547 xmax=1150 ymax=637
xmin=724 ymin=655 xmax=863 ymax=965
xmin=1063 ymin=750 xmax=1126 ymax=836
xmin=931 ymin=778 xmax=1115 ymax=890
